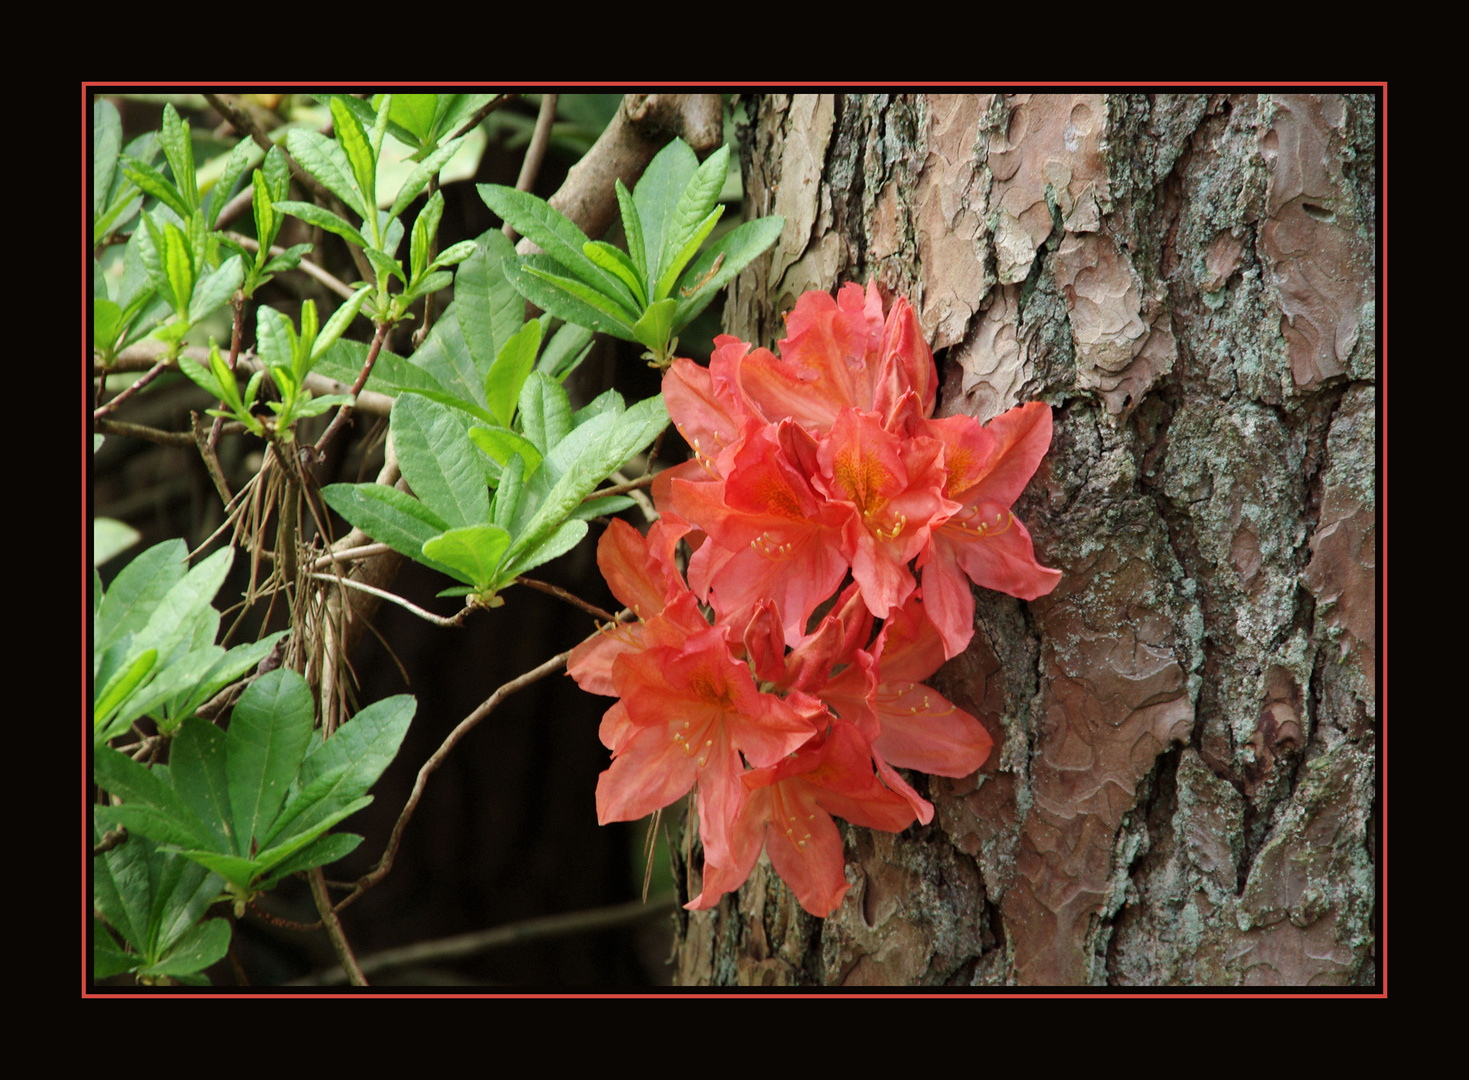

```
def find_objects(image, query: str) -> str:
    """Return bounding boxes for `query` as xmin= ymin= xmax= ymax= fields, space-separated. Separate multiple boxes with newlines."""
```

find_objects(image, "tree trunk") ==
xmin=670 ymin=93 xmax=1377 ymax=987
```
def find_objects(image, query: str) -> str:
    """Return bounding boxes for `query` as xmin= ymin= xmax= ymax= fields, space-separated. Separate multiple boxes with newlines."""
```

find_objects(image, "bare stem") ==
xmin=308 ymin=867 xmax=368 ymax=986
xmin=93 ymin=358 xmax=171 ymax=420
xmin=312 ymin=321 xmax=390 ymax=458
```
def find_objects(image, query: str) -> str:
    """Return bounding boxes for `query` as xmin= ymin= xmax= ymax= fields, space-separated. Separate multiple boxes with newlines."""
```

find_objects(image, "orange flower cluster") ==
xmin=569 ymin=282 xmax=1060 ymax=916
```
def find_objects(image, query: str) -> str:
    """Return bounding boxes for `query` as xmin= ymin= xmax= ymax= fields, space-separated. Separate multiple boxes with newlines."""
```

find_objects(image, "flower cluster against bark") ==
xmin=568 ymin=282 xmax=1060 ymax=917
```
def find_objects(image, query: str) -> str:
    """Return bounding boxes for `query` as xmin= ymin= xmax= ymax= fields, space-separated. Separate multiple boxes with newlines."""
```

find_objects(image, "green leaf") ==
xmin=93 ymin=517 xmax=141 ymax=568
xmin=158 ymin=104 xmax=198 ymax=215
xmin=536 ymin=322 xmax=595 ymax=381
xmin=614 ymin=178 xmax=646 ymax=283
xmin=388 ymin=136 xmax=465 ymax=222
xmin=93 ymin=648 xmax=157 ymax=731
xmin=250 ymin=169 xmax=277 ymax=255
xmin=94 ymin=918 xmax=138 ymax=979
xmin=364 ymin=246 xmax=406 ymax=286
xmin=499 ymin=518 xmax=588 ymax=581
xmin=254 ymin=833 xmax=364 ymax=891
xmin=207 ymin=138 xmax=254 ymax=231
xmin=93 ymin=747 xmax=217 ymax=850
xmin=422 ymin=525 xmax=512 ymax=590
xmin=189 ymin=256 xmax=244 ymax=324
xmin=131 ymin=546 xmax=232 ymax=666
xmin=96 ymin=539 xmax=187 ymax=655
xmin=313 ymin=285 xmax=372 ymax=361
xmin=518 ymin=257 xmax=638 ymax=332
xmin=94 ymin=99 xmax=123 ymax=219
xmin=122 ymin=157 xmax=190 ymax=223
xmin=630 ymin=298 xmax=678 ymax=356
xmin=672 ymin=216 xmax=786 ymax=329
xmin=405 ymin=304 xmax=490 ymax=414
xmin=273 ymin=200 xmax=370 ymax=251
xmin=492 ymin=453 xmax=525 ymax=532
xmin=295 ymin=696 xmax=415 ymax=806
xmin=286 ymin=127 xmax=367 ymax=221
xmin=226 ymin=668 xmax=316 ymax=856
xmin=160 ymin=222 xmax=194 ymax=316
xmin=386 ymin=93 xmax=440 ymax=142
xmin=484 ymin=318 xmax=541 ymax=427
xmin=173 ymin=850 xmax=261 ymax=895
xmin=169 ymin=718 xmax=235 ymax=852
xmin=320 ymin=483 xmax=458 ymax=575
xmin=633 ymin=138 xmax=699 ymax=285
xmin=427 ymin=240 xmax=478 ymax=274
xmin=247 ymin=796 xmax=372 ymax=875
xmin=142 ymin=918 xmax=230 ymax=979
xmin=477 ymin=184 xmax=635 ymax=306
xmin=654 ymin=206 xmax=723 ymax=303
xmin=571 ymin=495 xmax=637 ymax=520
xmin=327 ymin=99 xmax=376 ymax=217
xmin=516 ymin=372 xmax=572 ymax=456
xmin=409 ymin=189 xmax=442 ymax=280
xmin=92 ymin=819 xmax=153 ymax=954
xmin=454 ymin=230 xmax=525 ymax=380
xmin=469 ymin=426 xmax=543 ymax=477
xmin=391 ymin=394 xmax=490 ymax=528
xmin=583 ymin=240 xmax=646 ymax=307
xmin=505 ymin=396 xmax=666 ymax=566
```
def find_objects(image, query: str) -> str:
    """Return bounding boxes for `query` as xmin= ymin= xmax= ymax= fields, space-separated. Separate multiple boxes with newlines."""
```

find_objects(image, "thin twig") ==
xmin=295 ymin=894 xmax=677 ymax=985
xmin=308 ymin=866 xmax=367 ymax=986
xmin=305 ymin=572 xmax=473 ymax=628
xmin=586 ymin=471 xmax=659 ymax=501
xmin=311 ymin=541 xmax=393 ymax=570
xmin=446 ymin=94 xmax=517 ymax=145
xmin=337 ymin=646 xmax=577 ymax=913
xmin=93 ymin=826 xmax=128 ymax=856
xmin=502 ymin=94 xmax=558 ymax=241
xmin=95 ymin=417 xmax=204 ymax=448
xmin=192 ymin=411 xmax=234 ymax=506
xmin=312 ymin=321 xmax=390 ymax=458
xmin=93 ymin=358 xmax=171 ymax=419
xmin=514 ymin=576 xmax=617 ymax=623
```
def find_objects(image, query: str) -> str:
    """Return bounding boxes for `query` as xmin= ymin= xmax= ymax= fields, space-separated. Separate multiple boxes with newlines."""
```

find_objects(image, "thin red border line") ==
xmin=84 ymin=86 xmax=1386 ymax=999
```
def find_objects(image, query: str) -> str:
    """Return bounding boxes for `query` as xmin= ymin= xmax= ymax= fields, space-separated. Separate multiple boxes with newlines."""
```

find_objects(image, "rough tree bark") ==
xmin=670 ymin=93 xmax=1377 ymax=987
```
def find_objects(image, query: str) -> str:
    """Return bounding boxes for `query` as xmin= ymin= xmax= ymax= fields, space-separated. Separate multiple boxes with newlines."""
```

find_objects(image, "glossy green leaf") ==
xmin=93 ymin=748 xmax=216 ymax=851
xmin=169 ymin=718 xmax=235 ymax=853
xmin=614 ymin=178 xmax=646 ymax=282
xmin=470 ymin=426 xmax=543 ymax=477
xmin=121 ymin=157 xmax=190 ymax=223
xmin=188 ymin=256 xmax=243 ymax=324
xmin=96 ymin=539 xmax=188 ymax=654
xmin=422 ymin=524 xmax=512 ymax=590
xmin=633 ymin=138 xmax=699 ymax=285
xmin=160 ymin=222 xmax=194 ymax=316
xmin=225 ymin=668 xmax=316 ymax=857
xmin=391 ymin=394 xmax=489 ymax=528
xmin=583 ymin=240 xmax=646 ymax=306
xmin=207 ymin=138 xmax=254 ymax=231
xmin=520 ymin=258 xmax=639 ymax=329
xmin=141 ymin=918 xmax=230 ymax=979
xmin=500 ymin=518 xmax=588 ymax=581
xmin=158 ymin=104 xmax=197 ymax=215
xmin=477 ymin=183 xmax=632 ymax=302
xmin=454 ymin=229 xmax=525 ymax=379
xmin=94 ymin=99 xmax=123 ymax=218
xmin=654 ymin=206 xmax=723 ymax=303
xmin=428 ymin=240 xmax=478 ymax=274
xmin=631 ymin=297 xmax=678 ymax=355
xmin=253 ymin=833 xmax=364 ymax=892
xmin=319 ymin=483 xmax=460 ymax=577
xmin=672 ymin=215 xmax=786 ymax=329
xmin=517 ymin=372 xmax=572 ymax=456
xmin=313 ymin=285 xmax=372 ymax=361
xmin=132 ymin=546 xmax=232 ymax=666
xmin=484 ymin=318 xmax=541 ymax=427
xmin=289 ymin=118 xmax=364 ymax=220
xmin=331 ymin=100 xmax=378 ymax=217
xmin=536 ymin=322 xmax=595 ymax=380
xmin=93 ymin=517 xmax=141 ymax=568
xmin=273 ymin=200 xmax=370 ymax=251
xmin=388 ymin=136 xmax=464 ymax=222
xmin=93 ymin=648 xmax=157 ymax=730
